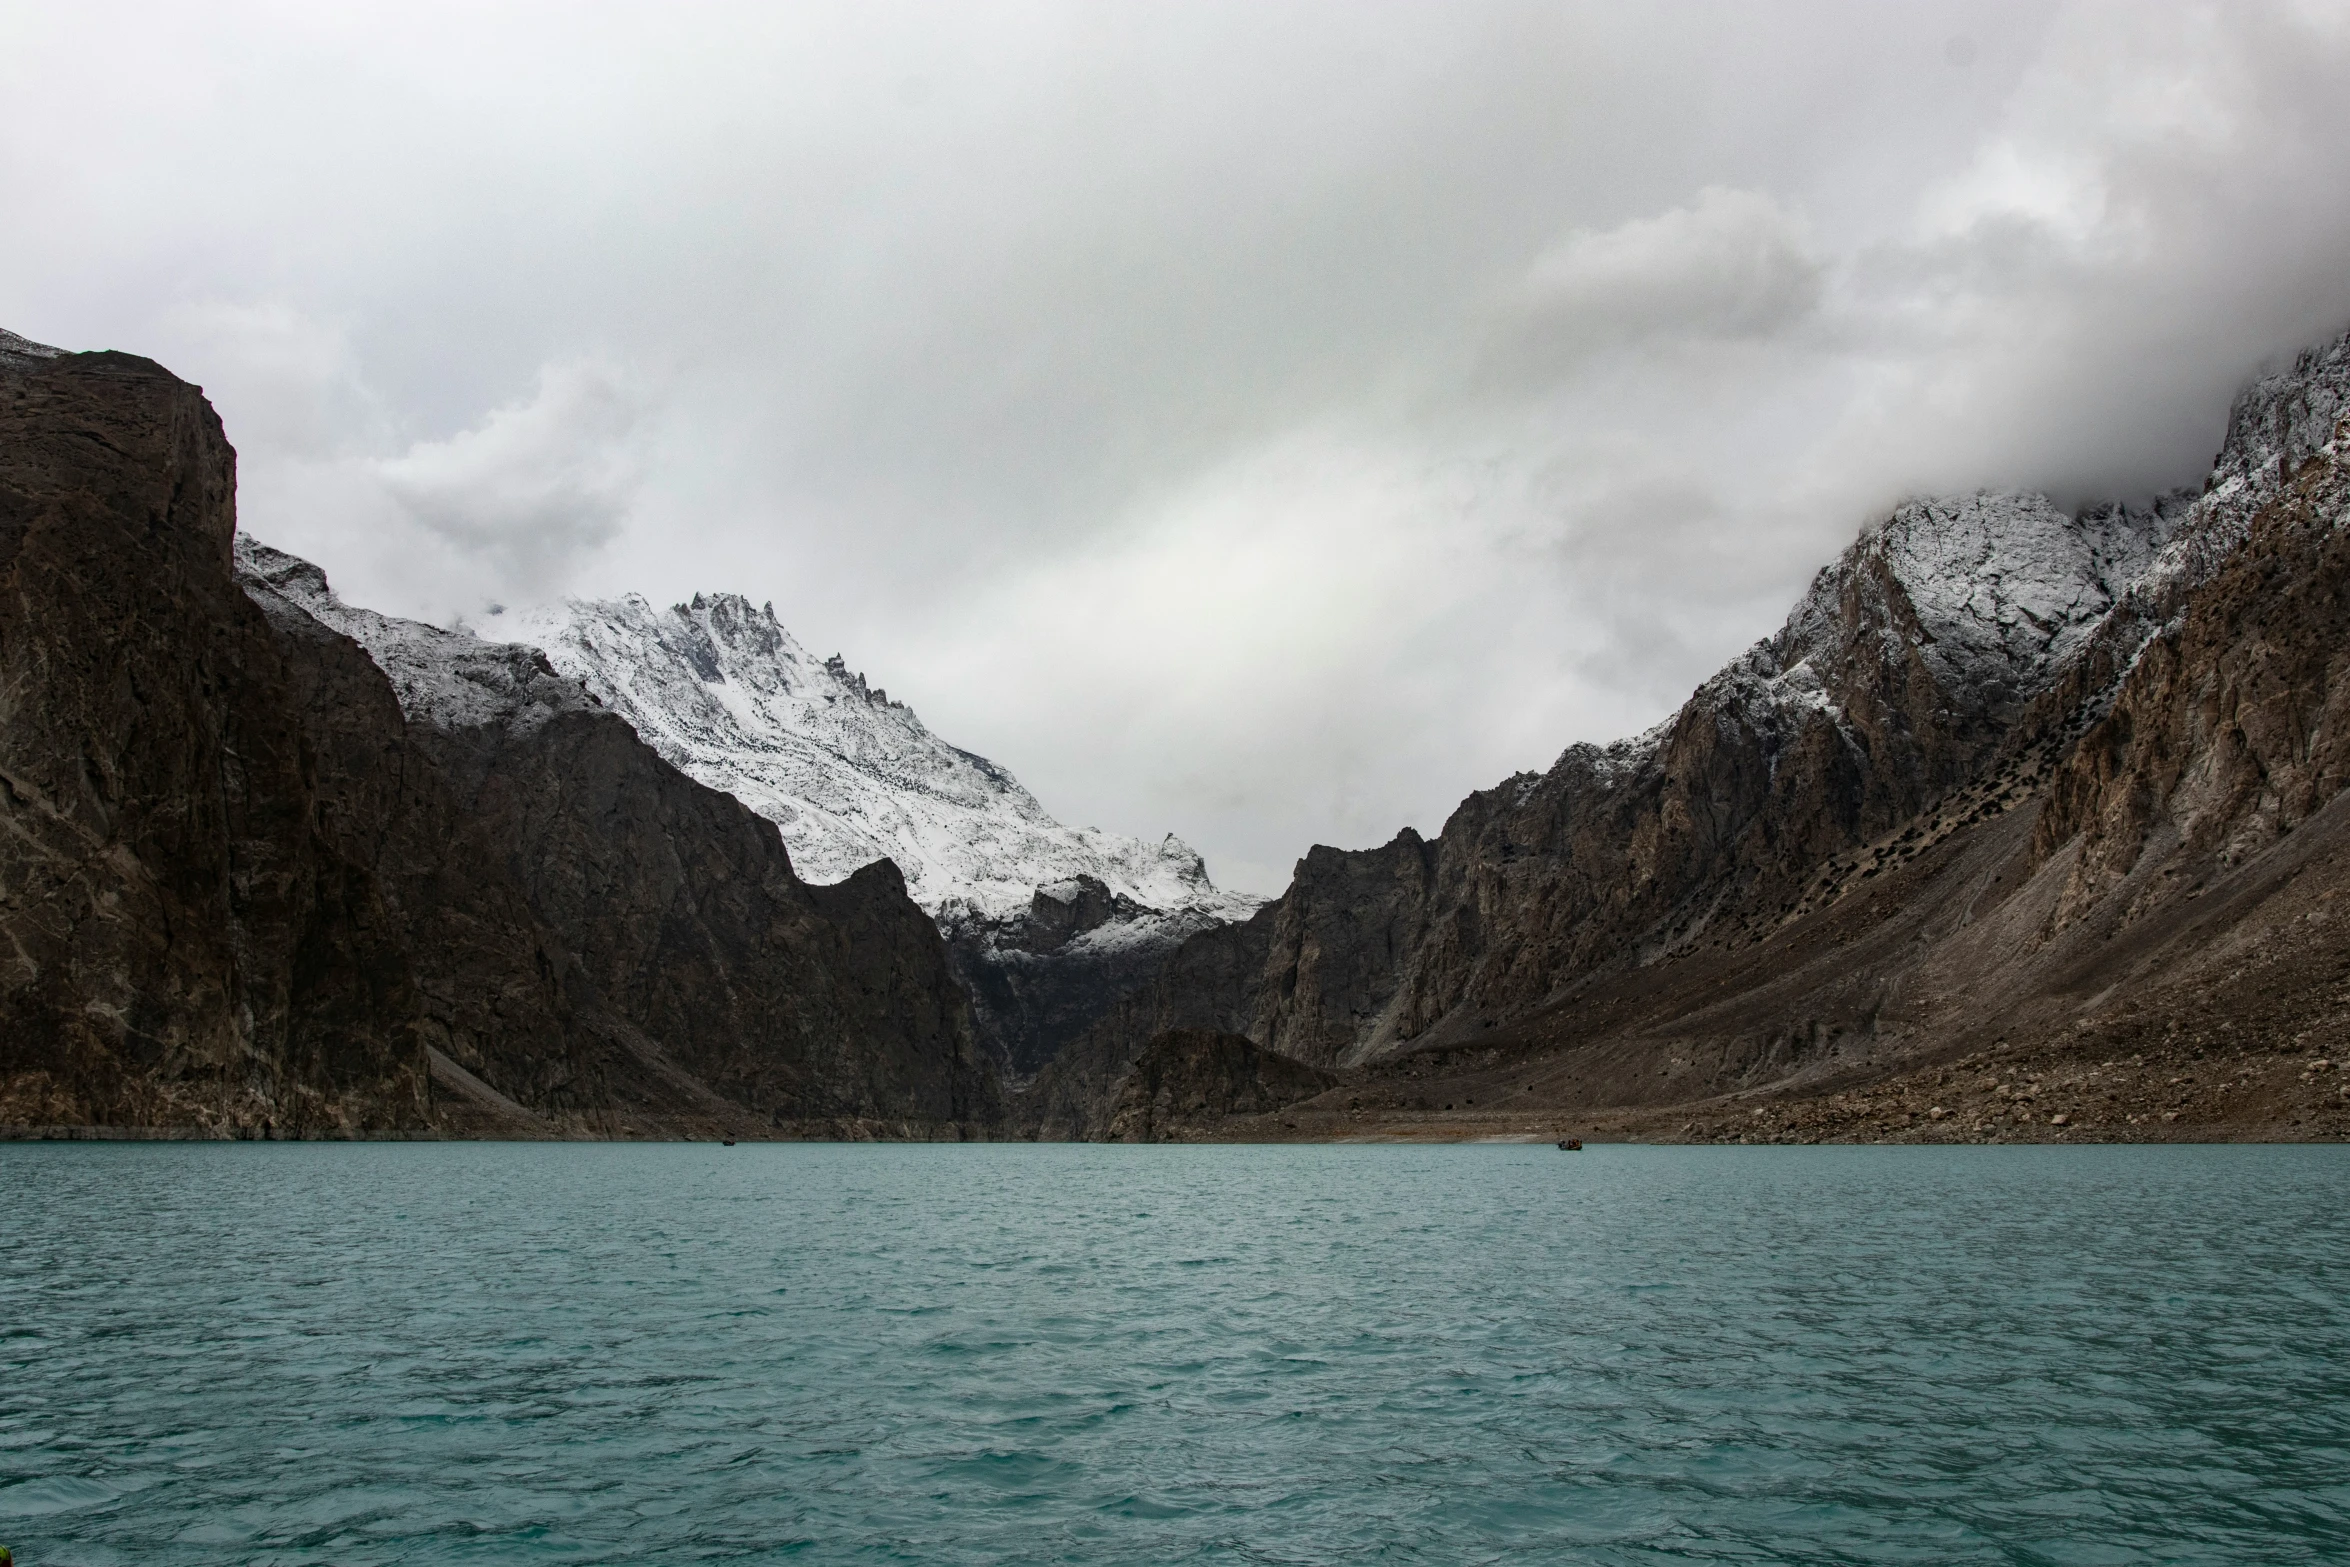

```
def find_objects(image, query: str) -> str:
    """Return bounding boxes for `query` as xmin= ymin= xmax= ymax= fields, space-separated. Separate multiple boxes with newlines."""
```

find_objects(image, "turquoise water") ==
xmin=2 ymin=1144 xmax=2346 ymax=1564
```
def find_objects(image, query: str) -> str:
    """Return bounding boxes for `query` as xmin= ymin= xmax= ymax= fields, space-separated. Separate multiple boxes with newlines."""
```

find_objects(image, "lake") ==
xmin=3 ymin=1142 xmax=2345 ymax=1563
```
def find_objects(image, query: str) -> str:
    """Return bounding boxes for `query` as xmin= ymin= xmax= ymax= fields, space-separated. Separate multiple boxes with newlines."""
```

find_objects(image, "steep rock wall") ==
xmin=1103 ymin=1030 xmax=1339 ymax=1143
xmin=2036 ymin=337 xmax=2350 ymax=928
xmin=0 ymin=345 xmax=428 ymax=1129
xmin=1026 ymin=490 xmax=2177 ymax=1133
xmin=0 ymin=340 xmax=995 ymax=1136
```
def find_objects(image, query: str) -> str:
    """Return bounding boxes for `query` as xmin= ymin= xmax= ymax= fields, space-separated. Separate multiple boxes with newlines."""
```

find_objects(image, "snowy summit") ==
xmin=494 ymin=592 xmax=1261 ymax=930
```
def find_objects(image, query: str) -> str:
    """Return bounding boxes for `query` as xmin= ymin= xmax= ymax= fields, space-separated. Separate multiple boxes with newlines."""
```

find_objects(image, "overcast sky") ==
xmin=8 ymin=1 xmax=2350 ymax=893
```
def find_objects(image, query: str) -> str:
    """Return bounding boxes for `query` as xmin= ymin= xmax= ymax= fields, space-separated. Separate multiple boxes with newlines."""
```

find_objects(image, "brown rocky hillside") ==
xmin=1026 ymin=330 xmax=2350 ymax=1144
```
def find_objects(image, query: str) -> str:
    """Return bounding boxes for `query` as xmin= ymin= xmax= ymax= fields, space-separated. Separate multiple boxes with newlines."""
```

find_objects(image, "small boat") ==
xmin=1556 ymin=1138 xmax=1582 ymax=1151
xmin=722 ymin=1138 xmax=737 ymax=1147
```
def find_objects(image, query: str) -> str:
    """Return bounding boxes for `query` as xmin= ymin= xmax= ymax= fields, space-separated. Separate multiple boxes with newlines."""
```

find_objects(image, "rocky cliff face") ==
xmin=1032 ymin=329 xmax=2350 ymax=1141
xmin=1017 ymin=903 xmax=1282 ymax=1139
xmin=1103 ymin=1031 xmax=1337 ymax=1143
xmin=0 ymin=336 xmax=994 ymax=1137
xmin=501 ymin=591 xmax=1260 ymax=1079
xmin=0 ymin=338 xmax=426 ymax=1131
xmin=2035 ymin=335 xmax=2350 ymax=920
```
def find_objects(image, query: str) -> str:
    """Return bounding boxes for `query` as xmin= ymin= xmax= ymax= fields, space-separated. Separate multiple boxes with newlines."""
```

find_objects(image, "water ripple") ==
xmin=1 ymin=1143 xmax=2346 ymax=1563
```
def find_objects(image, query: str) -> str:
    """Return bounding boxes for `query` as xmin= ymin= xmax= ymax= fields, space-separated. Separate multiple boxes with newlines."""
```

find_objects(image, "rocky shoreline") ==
xmin=1131 ymin=1045 xmax=2350 ymax=1146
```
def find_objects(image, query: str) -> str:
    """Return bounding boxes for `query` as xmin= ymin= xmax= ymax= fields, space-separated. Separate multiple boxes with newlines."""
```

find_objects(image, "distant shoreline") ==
xmin=6 ymin=1122 xmax=2342 ymax=1146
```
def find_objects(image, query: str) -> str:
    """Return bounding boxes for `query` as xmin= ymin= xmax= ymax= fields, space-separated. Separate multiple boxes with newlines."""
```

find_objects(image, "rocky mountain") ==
xmin=14 ymin=317 xmax=2348 ymax=1148
xmin=0 ymin=334 xmax=994 ymax=1138
xmin=1030 ymin=328 xmax=2350 ymax=1143
xmin=1102 ymin=1031 xmax=1338 ymax=1144
xmin=498 ymin=593 xmax=1260 ymax=1077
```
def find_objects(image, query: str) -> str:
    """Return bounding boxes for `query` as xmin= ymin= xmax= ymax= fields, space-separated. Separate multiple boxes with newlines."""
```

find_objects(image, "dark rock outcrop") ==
xmin=2034 ymin=337 xmax=2350 ymax=921
xmin=0 ymin=342 xmax=427 ymax=1132
xmin=939 ymin=875 xmax=1219 ymax=1080
xmin=0 ymin=339 xmax=996 ymax=1137
xmin=1017 ymin=905 xmax=1279 ymax=1138
xmin=1103 ymin=1030 xmax=1338 ymax=1143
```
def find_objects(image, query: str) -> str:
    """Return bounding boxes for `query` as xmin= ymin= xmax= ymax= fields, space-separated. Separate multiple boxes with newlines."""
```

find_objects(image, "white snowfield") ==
xmin=495 ymin=592 xmax=1262 ymax=927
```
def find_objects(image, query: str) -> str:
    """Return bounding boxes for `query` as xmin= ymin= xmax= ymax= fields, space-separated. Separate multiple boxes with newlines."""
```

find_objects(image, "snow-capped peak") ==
xmin=495 ymin=593 xmax=1259 ymax=925
xmin=1550 ymin=487 xmax=2185 ymax=796
xmin=1792 ymin=490 xmax=2177 ymax=697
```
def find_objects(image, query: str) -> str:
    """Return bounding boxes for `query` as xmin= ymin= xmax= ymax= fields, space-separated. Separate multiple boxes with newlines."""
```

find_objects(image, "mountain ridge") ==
xmin=11 ymin=320 xmax=2350 ymax=1145
xmin=494 ymin=589 xmax=1261 ymax=1077
xmin=1025 ymin=328 xmax=2350 ymax=1141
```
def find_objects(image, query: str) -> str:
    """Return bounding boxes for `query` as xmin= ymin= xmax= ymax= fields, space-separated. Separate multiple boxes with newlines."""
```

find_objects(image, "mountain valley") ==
xmin=6 ymin=321 xmax=2350 ymax=1144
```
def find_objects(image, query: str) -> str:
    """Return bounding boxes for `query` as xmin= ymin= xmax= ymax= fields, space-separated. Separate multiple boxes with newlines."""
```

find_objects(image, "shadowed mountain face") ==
xmin=1103 ymin=1031 xmax=1338 ymax=1144
xmin=1027 ymin=331 xmax=2350 ymax=1143
xmin=0 ymin=339 xmax=995 ymax=1138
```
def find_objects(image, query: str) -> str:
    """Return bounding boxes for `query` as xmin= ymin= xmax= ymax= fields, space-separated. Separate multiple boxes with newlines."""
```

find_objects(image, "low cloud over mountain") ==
xmin=10 ymin=2 xmax=2350 ymax=892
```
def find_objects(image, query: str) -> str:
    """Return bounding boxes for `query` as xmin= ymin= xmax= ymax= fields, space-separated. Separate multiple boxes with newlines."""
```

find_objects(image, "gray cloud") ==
xmin=371 ymin=360 xmax=650 ymax=605
xmin=1484 ymin=188 xmax=1826 ymax=387
xmin=6 ymin=0 xmax=2350 ymax=892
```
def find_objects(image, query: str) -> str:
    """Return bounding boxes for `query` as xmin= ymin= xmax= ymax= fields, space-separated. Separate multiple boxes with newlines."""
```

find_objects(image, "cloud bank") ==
xmin=7 ymin=0 xmax=2350 ymax=891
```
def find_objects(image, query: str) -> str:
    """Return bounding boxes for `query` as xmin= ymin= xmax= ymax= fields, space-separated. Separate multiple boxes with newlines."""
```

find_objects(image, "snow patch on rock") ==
xmin=236 ymin=537 xmax=591 ymax=735
xmin=1788 ymin=490 xmax=2179 ymax=707
xmin=493 ymin=592 xmax=1261 ymax=927
xmin=1691 ymin=488 xmax=2182 ymax=751
xmin=1532 ymin=487 xmax=2183 ymax=808
xmin=2153 ymin=329 xmax=2350 ymax=590
xmin=0 ymin=329 xmax=64 ymax=366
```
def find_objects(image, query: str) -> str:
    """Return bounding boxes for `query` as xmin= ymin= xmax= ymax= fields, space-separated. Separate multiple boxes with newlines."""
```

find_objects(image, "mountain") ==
xmin=498 ymin=593 xmax=1260 ymax=1077
xmin=1028 ymin=328 xmax=2350 ymax=1143
xmin=0 ymin=333 xmax=993 ymax=1139
xmin=14 ymin=318 xmax=2346 ymax=1147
